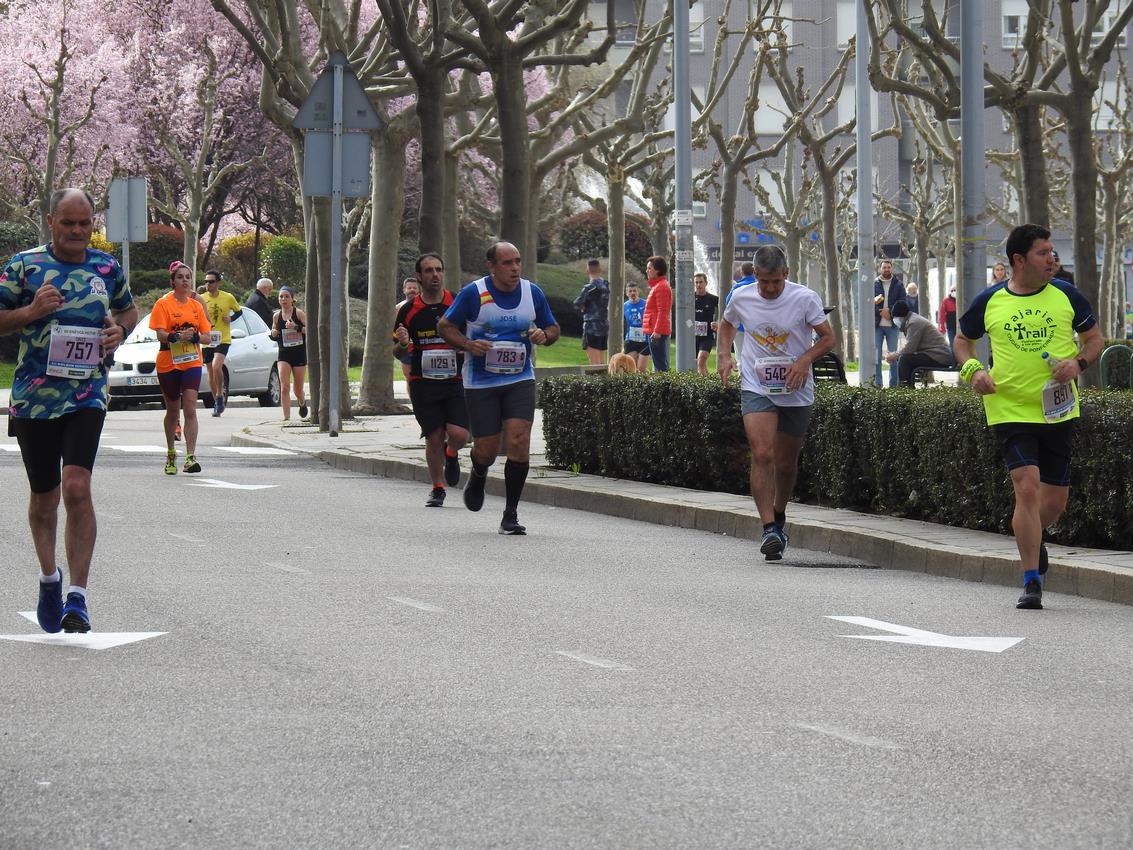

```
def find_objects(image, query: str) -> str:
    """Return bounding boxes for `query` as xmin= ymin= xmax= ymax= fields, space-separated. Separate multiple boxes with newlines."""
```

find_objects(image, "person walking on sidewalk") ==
xmin=716 ymin=245 xmax=837 ymax=561
xmin=152 ymin=261 xmax=211 ymax=475
xmin=269 ymin=286 xmax=310 ymax=422
xmin=0 ymin=187 xmax=136 ymax=633
xmin=393 ymin=252 xmax=469 ymax=507
xmin=954 ymin=223 xmax=1103 ymax=610
xmin=438 ymin=241 xmax=560 ymax=535
xmin=642 ymin=256 xmax=672 ymax=372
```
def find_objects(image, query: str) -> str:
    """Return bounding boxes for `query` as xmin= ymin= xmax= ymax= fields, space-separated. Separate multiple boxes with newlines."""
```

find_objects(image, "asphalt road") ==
xmin=2 ymin=403 xmax=1131 ymax=849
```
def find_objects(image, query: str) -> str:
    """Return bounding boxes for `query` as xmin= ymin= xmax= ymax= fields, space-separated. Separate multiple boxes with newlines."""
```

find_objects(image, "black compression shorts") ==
xmin=10 ymin=409 xmax=106 ymax=493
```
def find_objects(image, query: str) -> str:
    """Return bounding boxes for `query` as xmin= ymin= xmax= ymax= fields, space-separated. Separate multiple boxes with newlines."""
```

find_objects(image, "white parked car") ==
xmin=108 ymin=308 xmax=281 ymax=409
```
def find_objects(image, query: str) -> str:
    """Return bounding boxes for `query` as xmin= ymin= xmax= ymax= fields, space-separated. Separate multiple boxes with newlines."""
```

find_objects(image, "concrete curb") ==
xmin=231 ymin=428 xmax=1133 ymax=607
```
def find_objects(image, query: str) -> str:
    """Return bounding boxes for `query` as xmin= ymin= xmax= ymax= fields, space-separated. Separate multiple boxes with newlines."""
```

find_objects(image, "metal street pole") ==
xmin=673 ymin=0 xmax=695 ymax=372
xmin=960 ymin=0 xmax=986 ymax=327
xmin=329 ymin=61 xmax=344 ymax=437
xmin=855 ymin=0 xmax=876 ymax=385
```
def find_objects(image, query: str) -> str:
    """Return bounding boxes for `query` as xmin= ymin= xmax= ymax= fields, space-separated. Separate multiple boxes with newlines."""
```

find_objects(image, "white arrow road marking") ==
xmin=182 ymin=478 xmax=278 ymax=491
xmin=8 ymin=612 xmax=165 ymax=651
xmin=215 ymin=447 xmax=295 ymax=456
xmin=106 ymin=445 xmax=170 ymax=453
xmin=169 ymin=532 xmax=205 ymax=544
xmin=555 ymin=651 xmax=636 ymax=671
xmin=826 ymin=616 xmax=1025 ymax=653
xmin=267 ymin=561 xmax=311 ymax=576
xmin=387 ymin=596 xmax=444 ymax=612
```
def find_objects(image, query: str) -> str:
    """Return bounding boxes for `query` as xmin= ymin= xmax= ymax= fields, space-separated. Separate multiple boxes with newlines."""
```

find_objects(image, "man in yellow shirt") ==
xmin=201 ymin=269 xmax=242 ymax=417
xmin=955 ymin=224 xmax=1104 ymax=610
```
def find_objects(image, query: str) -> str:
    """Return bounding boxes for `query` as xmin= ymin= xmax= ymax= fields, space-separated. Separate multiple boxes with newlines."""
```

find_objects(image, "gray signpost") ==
xmin=293 ymin=51 xmax=383 ymax=436
xmin=106 ymin=177 xmax=148 ymax=284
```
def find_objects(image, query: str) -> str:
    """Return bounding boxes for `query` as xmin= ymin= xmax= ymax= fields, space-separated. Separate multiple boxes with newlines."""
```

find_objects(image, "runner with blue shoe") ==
xmin=0 ymin=188 xmax=136 ymax=633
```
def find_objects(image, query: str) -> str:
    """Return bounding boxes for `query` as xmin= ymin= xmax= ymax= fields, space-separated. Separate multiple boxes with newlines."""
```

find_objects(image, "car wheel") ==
xmin=258 ymin=366 xmax=281 ymax=407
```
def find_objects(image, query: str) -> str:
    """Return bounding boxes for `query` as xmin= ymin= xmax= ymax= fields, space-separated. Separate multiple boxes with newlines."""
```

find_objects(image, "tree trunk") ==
xmin=182 ymin=202 xmax=202 ymax=275
xmin=1065 ymin=95 xmax=1100 ymax=387
xmin=607 ymin=161 xmax=627 ymax=347
xmin=818 ymin=165 xmax=844 ymax=354
xmin=1013 ymin=103 xmax=1051 ymax=226
xmin=1099 ymin=176 xmax=1120 ymax=341
xmin=718 ymin=160 xmax=740 ymax=295
xmin=358 ymin=133 xmax=405 ymax=414
xmin=493 ymin=55 xmax=530 ymax=246
xmin=416 ymin=69 xmax=447 ymax=255
xmin=443 ymin=151 xmax=462 ymax=280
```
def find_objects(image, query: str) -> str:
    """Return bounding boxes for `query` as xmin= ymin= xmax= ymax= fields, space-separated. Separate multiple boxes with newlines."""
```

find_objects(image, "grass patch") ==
xmin=0 ymin=361 xmax=14 ymax=389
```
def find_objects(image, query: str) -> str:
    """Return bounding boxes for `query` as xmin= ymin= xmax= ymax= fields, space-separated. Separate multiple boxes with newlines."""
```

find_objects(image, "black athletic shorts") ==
xmin=993 ymin=420 xmax=1077 ymax=486
xmin=408 ymin=379 xmax=469 ymax=437
xmin=624 ymin=339 xmax=651 ymax=356
xmin=10 ymin=409 xmax=106 ymax=493
xmin=465 ymin=380 xmax=537 ymax=437
xmin=582 ymin=332 xmax=608 ymax=351
xmin=695 ymin=336 xmax=715 ymax=353
xmin=203 ymin=343 xmax=231 ymax=364
xmin=278 ymin=347 xmax=307 ymax=368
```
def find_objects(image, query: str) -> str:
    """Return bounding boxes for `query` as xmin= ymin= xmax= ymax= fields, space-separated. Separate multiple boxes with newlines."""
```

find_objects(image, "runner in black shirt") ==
xmin=392 ymin=253 xmax=470 ymax=507
xmin=693 ymin=272 xmax=719 ymax=376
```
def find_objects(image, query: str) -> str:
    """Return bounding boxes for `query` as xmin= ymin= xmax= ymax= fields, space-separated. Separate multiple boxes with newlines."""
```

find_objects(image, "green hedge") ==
xmin=540 ymin=375 xmax=1133 ymax=550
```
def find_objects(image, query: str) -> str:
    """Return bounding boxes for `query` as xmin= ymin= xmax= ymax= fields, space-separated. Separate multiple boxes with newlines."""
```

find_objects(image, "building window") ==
xmin=689 ymin=3 xmax=705 ymax=54
xmin=692 ymin=201 xmax=707 ymax=218
xmin=837 ymin=1 xmax=855 ymax=49
xmin=1092 ymin=13 xmax=1128 ymax=48
xmin=1002 ymin=14 xmax=1022 ymax=48
xmin=613 ymin=0 xmax=636 ymax=46
xmin=752 ymin=0 xmax=792 ymax=51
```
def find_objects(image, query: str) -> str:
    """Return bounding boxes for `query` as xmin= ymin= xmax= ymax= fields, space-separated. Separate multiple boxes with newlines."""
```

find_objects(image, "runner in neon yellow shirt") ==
xmin=955 ymin=224 xmax=1104 ymax=611
xmin=200 ymin=269 xmax=242 ymax=417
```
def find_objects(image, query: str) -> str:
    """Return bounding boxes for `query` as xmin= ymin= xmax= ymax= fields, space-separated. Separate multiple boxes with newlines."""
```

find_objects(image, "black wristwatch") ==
xmin=1077 ymin=357 xmax=1089 ymax=372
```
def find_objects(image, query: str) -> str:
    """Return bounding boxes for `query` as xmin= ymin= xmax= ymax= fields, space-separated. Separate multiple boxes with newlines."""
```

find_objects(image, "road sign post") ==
xmin=293 ymin=52 xmax=383 ymax=436
xmin=106 ymin=177 xmax=148 ymax=284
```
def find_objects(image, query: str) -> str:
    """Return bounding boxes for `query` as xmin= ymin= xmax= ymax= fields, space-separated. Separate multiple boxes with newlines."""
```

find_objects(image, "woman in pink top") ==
xmin=642 ymin=255 xmax=672 ymax=371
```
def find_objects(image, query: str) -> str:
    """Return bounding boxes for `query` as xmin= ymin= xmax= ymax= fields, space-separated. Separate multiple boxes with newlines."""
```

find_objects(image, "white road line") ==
xmin=387 ymin=596 xmax=445 ymax=613
xmin=796 ymin=723 xmax=900 ymax=750
xmin=1 ymin=444 xmax=22 ymax=452
xmin=169 ymin=532 xmax=205 ymax=543
xmin=215 ymin=447 xmax=296 ymax=456
xmin=554 ymin=651 xmax=636 ymax=671
xmin=182 ymin=478 xmax=278 ymax=490
xmin=106 ymin=445 xmax=170 ymax=453
xmin=266 ymin=561 xmax=311 ymax=576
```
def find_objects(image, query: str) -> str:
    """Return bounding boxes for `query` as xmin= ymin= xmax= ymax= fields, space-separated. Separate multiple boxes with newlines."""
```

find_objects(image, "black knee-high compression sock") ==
xmin=504 ymin=459 xmax=529 ymax=511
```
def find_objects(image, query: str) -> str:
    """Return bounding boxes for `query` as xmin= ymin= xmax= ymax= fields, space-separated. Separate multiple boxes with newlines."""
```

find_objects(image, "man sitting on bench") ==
xmin=885 ymin=300 xmax=954 ymax=386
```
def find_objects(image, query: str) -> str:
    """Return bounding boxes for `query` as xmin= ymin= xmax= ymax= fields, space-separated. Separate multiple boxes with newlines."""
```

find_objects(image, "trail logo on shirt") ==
xmin=1002 ymin=306 xmax=1057 ymax=353
xmin=748 ymin=325 xmax=789 ymax=354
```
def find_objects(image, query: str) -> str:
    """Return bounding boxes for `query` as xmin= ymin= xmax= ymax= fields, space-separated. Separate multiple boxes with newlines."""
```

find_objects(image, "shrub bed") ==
xmin=540 ymin=375 xmax=1133 ymax=550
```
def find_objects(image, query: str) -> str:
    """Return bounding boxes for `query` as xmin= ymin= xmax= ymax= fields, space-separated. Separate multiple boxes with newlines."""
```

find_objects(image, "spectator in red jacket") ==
xmin=937 ymin=285 xmax=957 ymax=347
xmin=642 ymin=255 xmax=672 ymax=372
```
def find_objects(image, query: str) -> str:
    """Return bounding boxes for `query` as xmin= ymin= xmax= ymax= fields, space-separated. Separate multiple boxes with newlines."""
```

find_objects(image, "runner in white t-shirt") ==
xmin=717 ymin=245 xmax=837 ymax=561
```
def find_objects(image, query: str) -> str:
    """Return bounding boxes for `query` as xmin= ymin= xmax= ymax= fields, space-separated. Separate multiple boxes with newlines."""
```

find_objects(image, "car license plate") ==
xmin=126 ymin=376 xmax=159 ymax=386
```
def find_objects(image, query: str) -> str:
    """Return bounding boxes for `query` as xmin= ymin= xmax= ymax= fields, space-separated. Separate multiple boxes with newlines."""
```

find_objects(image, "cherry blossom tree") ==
xmin=0 ymin=0 xmax=127 ymax=237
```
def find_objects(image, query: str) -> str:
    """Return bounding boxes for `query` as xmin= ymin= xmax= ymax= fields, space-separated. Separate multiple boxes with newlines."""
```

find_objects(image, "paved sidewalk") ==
xmin=232 ymin=394 xmax=1133 ymax=608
